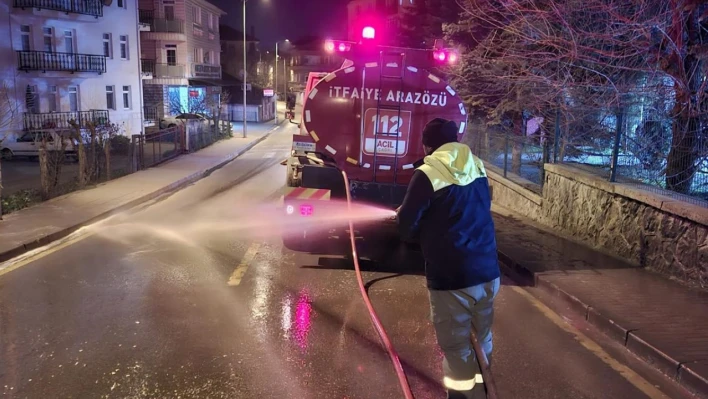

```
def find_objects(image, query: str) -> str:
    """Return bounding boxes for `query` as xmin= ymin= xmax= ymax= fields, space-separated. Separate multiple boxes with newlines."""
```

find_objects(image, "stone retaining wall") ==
xmin=486 ymin=161 xmax=708 ymax=288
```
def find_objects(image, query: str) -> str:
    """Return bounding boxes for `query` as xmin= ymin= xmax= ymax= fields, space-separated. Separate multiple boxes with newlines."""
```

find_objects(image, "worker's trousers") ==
xmin=429 ymin=277 xmax=501 ymax=399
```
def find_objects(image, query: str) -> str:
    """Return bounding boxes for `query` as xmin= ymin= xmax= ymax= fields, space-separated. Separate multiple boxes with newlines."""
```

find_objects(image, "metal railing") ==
xmin=14 ymin=0 xmax=103 ymax=17
xmin=140 ymin=58 xmax=155 ymax=74
xmin=191 ymin=63 xmax=221 ymax=78
xmin=23 ymin=109 xmax=109 ymax=131
xmin=132 ymin=126 xmax=184 ymax=171
xmin=143 ymin=106 xmax=158 ymax=124
xmin=17 ymin=50 xmax=106 ymax=73
xmin=138 ymin=8 xmax=154 ymax=24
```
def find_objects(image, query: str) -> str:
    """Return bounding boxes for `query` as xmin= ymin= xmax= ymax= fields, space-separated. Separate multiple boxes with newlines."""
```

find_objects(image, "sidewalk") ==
xmin=492 ymin=205 xmax=708 ymax=397
xmin=0 ymin=122 xmax=282 ymax=262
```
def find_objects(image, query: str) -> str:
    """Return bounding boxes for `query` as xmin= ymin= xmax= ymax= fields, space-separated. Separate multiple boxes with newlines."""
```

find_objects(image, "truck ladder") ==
xmin=372 ymin=50 xmax=406 ymax=184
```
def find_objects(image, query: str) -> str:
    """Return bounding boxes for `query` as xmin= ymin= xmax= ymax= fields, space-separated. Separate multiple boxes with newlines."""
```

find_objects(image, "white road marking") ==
xmin=262 ymin=152 xmax=276 ymax=159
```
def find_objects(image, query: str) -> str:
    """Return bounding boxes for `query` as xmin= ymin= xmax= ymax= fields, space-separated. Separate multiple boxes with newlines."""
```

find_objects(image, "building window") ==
xmin=48 ymin=86 xmax=58 ymax=112
xmin=25 ymin=85 xmax=38 ymax=113
xmin=193 ymin=6 xmax=201 ymax=24
xmin=20 ymin=25 xmax=31 ymax=51
xmin=43 ymin=27 xmax=53 ymax=53
xmin=193 ymin=47 xmax=199 ymax=63
xmin=164 ymin=1 xmax=175 ymax=20
xmin=166 ymin=45 xmax=177 ymax=65
xmin=119 ymin=35 xmax=128 ymax=60
xmin=117 ymin=0 xmax=124 ymax=8
xmin=64 ymin=30 xmax=74 ymax=53
xmin=207 ymin=13 xmax=213 ymax=30
xmin=103 ymin=33 xmax=112 ymax=58
xmin=68 ymin=86 xmax=79 ymax=112
xmin=122 ymin=86 xmax=131 ymax=109
xmin=203 ymin=51 xmax=210 ymax=64
xmin=106 ymin=86 xmax=115 ymax=110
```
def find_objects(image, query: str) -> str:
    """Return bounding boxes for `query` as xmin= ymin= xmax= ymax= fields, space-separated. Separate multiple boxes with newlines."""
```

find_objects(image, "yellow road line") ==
xmin=511 ymin=286 xmax=670 ymax=399
xmin=227 ymin=243 xmax=260 ymax=286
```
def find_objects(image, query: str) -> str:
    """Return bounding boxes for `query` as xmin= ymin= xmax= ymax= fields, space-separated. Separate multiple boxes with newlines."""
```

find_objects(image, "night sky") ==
xmin=213 ymin=0 xmax=349 ymax=48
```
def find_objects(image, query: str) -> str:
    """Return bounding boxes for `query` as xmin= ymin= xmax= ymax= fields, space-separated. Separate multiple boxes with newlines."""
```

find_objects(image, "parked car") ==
xmin=1 ymin=129 xmax=81 ymax=161
xmin=158 ymin=113 xmax=209 ymax=129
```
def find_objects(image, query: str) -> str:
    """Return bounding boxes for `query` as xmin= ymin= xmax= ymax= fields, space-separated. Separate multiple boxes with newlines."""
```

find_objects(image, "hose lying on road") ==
xmin=342 ymin=170 xmax=416 ymax=399
xmin=341 ymin=170 xmax=499 ymax=399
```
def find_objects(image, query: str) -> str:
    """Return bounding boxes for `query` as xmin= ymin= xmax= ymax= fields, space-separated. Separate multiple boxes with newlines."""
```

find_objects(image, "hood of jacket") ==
xmin=417 ymin=142 xmax=487 ymax=192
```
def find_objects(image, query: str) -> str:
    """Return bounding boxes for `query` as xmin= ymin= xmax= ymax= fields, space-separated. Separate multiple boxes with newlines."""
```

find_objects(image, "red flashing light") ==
xmin=362 ymin=26 xmax=376 ymax=39
xmin=325 ymin=40 xmax=351 ymax=53
xmin=433 ymin=49 xmax=460 ymax=64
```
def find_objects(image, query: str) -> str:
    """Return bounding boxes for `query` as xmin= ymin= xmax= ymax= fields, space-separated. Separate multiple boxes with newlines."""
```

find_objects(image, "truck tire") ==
xmin=1 ymin=148 xmax=12 ymax=161
xmin=282 ymin=159 xmax=313 ymax=252
xmin=282 ymin=230 xmax=313 ymax=252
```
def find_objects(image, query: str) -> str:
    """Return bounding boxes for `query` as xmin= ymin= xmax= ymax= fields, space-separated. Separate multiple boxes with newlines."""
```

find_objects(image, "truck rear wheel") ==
xmin=282 ymin=229 xmax=313 ymax=252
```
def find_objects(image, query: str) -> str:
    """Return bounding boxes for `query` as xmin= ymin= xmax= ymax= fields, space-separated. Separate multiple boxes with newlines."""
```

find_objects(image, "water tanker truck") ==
xmin=282 ymin=32 xmax=468 ymax=253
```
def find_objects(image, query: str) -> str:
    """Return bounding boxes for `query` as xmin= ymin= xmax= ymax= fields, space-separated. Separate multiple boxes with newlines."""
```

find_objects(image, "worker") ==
xmin=396 ymin=118 xmax=501 ymax=399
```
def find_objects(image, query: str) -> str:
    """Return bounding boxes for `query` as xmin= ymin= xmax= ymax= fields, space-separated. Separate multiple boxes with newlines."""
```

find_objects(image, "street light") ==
xmin=274 ymin=39 xmax=289 ymax=124
xmin=242 ymin=0 xmax=247 ymax=138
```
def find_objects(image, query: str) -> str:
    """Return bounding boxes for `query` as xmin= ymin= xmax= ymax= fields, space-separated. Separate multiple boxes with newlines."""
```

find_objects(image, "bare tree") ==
xmin=446 ymin=0 xmax=707 ymax=193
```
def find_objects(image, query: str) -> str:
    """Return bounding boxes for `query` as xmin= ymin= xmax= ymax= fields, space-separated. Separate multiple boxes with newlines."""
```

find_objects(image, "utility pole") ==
xmin=242 ymin=0 xmax=247 ymax=138
xmin=274 ymin=41 xmax=278 ymax=125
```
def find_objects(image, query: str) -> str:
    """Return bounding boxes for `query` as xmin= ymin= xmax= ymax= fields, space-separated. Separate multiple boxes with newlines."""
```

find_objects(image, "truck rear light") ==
xmin=325 ymin=40 xmax=335 ymax=52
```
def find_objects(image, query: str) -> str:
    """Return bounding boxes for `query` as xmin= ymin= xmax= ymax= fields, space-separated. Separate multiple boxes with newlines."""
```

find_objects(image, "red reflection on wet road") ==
xmin=294 ymin=291 xmax=312 ymax=350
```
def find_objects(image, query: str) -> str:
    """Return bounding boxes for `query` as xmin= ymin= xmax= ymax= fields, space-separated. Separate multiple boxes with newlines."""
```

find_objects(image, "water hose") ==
xmin=342 ymin=170 xmax=416 ymax=399
xmin=340 ymin=170 xmax=498 ymax=399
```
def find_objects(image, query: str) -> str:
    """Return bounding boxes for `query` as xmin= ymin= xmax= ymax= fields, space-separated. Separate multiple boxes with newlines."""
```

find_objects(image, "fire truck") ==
xmin=282 ymin=27 xmax=467 ymax=252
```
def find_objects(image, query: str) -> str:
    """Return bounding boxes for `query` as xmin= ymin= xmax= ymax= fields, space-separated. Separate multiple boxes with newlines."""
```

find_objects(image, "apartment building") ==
xmin=137 ymin=0 xmax=225 ymax=125
xmin=0 ymin=0 xmax=144 ymax=139
xmin=288 ymin=37 xmax=344 ymax=93
xmin=346 ymin=0 xmax=413 ymax=43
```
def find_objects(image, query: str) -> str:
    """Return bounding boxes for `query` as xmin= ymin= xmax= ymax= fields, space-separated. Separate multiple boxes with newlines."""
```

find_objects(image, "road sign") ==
xmin=264 ymin=89 xmax=274 ymax=97
xmin=362 ymin=108 xmax=411 ymax=157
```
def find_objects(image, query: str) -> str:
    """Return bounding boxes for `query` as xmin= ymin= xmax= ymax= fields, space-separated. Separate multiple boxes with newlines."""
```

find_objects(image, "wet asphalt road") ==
xmin=0 ymin=123 xmax=688 ymax=399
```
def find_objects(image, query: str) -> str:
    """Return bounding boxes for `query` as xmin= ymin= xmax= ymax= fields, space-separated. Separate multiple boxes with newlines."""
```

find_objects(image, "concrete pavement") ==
xmin=492 ymin=205 xmax=708 ymax=398
xmin=0 ymin=125 xmax=694 ymax=399
xmin=0 ymin=121 xmax=284 ymax=263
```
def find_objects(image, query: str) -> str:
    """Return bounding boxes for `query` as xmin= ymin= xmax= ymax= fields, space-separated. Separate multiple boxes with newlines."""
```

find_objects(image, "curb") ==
xmin=0 ymin=124 xmax=281 ymax=264
xmin=497 ymin=250 xmax=708 ymax=398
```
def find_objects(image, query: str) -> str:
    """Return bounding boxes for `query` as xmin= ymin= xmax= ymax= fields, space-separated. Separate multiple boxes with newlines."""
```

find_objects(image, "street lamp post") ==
xmin=274 ymin=39 xmax=289 ymax=125
xmin=242 ymin=0 xmax=247 ymax=138
xmin=275 ymin=41 xmax=278 ymax=125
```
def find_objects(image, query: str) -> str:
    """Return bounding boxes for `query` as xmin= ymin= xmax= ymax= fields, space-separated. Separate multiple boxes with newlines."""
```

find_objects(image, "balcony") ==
xmin=191 ymin=64 xmax=221 ymax=79
xmin=139 ymin=13 xmax=186 ymax=41
xmin=17 ymin=51 xmax=106 ymax=74
xmin=23 ymin=110 xmax=109 ymax=131
xmin=141 ymin=60 xmax=187 ymax=80
xmin=14 ymin=0 xmax=103 ymax=18
xmin=138 ymin=9 xmax=153 ymax=31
